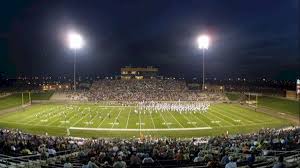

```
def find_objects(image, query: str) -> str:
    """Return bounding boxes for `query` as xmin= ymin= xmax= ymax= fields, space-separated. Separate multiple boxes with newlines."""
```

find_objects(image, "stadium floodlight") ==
xmin=197 ymin=34 xmax=210 ymax=90
xmin=68 ymin=32 xmax=84 ymax=49
xmin=67 ymin=31 xmax=84 ymax=91
xmin=197 ymin=35 xmax=209 ymax=49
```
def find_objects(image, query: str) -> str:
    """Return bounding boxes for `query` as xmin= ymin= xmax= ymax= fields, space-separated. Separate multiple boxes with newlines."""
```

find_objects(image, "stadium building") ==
xmin=120 ymin=66 xmax=158 ymax=79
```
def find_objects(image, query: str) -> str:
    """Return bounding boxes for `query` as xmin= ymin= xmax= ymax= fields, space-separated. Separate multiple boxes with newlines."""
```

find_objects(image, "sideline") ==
xmin=69 ymin=126 xmax=212 ymax=131
xmin=237 ymin=104 xmax=299 ymax=125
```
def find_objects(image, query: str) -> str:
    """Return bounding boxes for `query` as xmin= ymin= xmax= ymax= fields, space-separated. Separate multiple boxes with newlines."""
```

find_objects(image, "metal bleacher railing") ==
xmin=264 ymin=149 xmax=300 ymax=167
xmin=0 ymin=150 xmax=74 ymax=168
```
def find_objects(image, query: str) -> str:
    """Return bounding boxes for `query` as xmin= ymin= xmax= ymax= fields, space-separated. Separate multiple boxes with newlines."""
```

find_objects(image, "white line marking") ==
xmin=111 ymin=108 xmax=122 ymax=129
xmin=96 ymin=107 xmax=113 ymax=128
xmin=191 ymin=113 xmax=211 ymax=127
xmin=158 ymin=111 xmax=170 ymax=129
xmin=69 ymin=127 xmax=213 ymax=131
xmin=125 ymin=109 xmax=131 ymax=129
xmin=208 ymin=109 xmax=234 ymax=126
xmin=71 ymin=109 xmax=89 ymax=126
xmin=181 ymin=113 xmax=197 ymax=127
xmin=150 ymin=111 xmax=156 ymax=129
xmin=138 ymin=110 xmax=142 ymax=131
xmin=167 ymin=111 xmax=184 ymax=128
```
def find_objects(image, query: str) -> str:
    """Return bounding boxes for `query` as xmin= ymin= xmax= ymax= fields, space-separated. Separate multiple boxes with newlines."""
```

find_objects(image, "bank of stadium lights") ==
xmin=197 ymin=35 xmax=210 ymax=90
xmin=68 ymin=32 xmax=84 ymax=49
xmin=67 ymin=31 xmax=84 ymax=91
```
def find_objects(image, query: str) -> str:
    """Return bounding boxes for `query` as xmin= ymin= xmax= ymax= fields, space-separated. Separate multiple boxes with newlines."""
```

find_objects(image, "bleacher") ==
xmin=2 ymin=150 xmax=299 ymax=168
xmin=0 ymin=127 xmax=299 ymax=168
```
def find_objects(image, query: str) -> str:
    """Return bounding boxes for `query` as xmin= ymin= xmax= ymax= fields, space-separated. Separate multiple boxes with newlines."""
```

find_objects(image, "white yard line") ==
xmin=111 ymin=108 xmax=122 ymax=129
xmin=198 ymin=113 xmax=222 ymax=127
xmin=45 ymin=109 xmax=69 ymax=126
xmin=56 ymin=105 xmax=87 ymax=127
xmin=96 ymin=107 xmax=113 ymax=128
xmin=71 ymin=109 xmax=90 ymax=127
xmin=138 ymin=110 xmax=142 ymax=130
xmin=220 ymin=107 xmax=255 ymax=124
xmin=57 ymin=108 xmax=80 ymax=127
xmin=47 ymin=105 xmax=82 ymax=126
xmin=150 ymin=111 xmax=156 ymax=129
xmin=201 ymin=112 xmax=222 ymax=127
xmin=211 ymin=108 xmax=247 ymax=126
xmin=167 ymin=111 xmax=184 ymax=128
xmin=69 ymin=121 xmax=282 ymax=131
xmin=208 ymin=110 xmax=235 ymax=126
xmin=125 ymin=109 xmax=131 ymax=129
xmin=25 ymin=106 xmax=59 ymax=124
xmin=17 ymin=106 xmax=48 ymax=123
xmin=180 ymin=113 xmax=197 ymax=127
xmin=191 ymin=113 xmax=211 ymax=127
xmin=158 ymin=111 xmax=170 ymax=129
xmin=69 ymin=126 xmax=213 ymax=131
xmin=223 ymin=105 xmax=264 ymax=123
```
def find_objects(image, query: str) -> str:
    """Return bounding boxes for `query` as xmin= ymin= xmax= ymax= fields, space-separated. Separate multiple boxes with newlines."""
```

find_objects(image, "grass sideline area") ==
xmin=258 ymin=96 xmax=299 ymax=116
xmin=0 ymin=91 xmax=54 ymax=111
xmin=31 ymin=91 xmax=54 ymax=100
xmin=0 ymin=93 xmax=30 ymax=111
xmin=0 ymin=103 xmax=290 ymax=138
xmin=225 ymin=92 xmax=241 ymax=101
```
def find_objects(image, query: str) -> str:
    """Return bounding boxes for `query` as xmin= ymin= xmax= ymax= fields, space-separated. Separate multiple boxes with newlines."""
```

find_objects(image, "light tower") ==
xmin=197 ymin=35 xmax=210 ymax=90
xmin=67 ymin=31 xmax=84 ymax=91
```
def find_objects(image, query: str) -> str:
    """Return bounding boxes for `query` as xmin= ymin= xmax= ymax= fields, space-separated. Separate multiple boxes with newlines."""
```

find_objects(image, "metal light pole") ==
xmin=73 ymin=49 xmax=77 ymax=91
xmin=68 ymin=31 xmax=84 ymax=91
xmin=202 ymin=48 xmax=205 ymax=90
xmin=197 ymin=35 xmax=210 ymax=91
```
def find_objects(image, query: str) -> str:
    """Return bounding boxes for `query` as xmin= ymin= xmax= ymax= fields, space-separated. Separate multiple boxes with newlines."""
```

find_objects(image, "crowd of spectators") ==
xmin=1 ymin=127 xmax=299 ymax=167
xmin=75 ymin=79 xmax=228 ymax=102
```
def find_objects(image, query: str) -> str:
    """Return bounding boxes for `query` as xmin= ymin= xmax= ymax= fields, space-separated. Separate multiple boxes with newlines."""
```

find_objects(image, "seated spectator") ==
xmin=220 ymin=153 xmax=229 ymax=166
xmin=88 ymin=157 xmax=99 ymax=168
xmin=130 ymin=153 xmax=141 ymax=166
xmin=247 ymin=153 xmax=255 ymax=167
xmin=273 ymin=156 xmax=286 ymax=168
xmin=48 ymin=146 xmax=56 ymax=157
xmin=193 ymin=152 xmax=204 ymax=163
xmin=142 ymin=154 xmax=154 ymax=164
xmin=113 ymin=156 xmax=127 ymax=168
xmin=63 ymin=157 xmax=73 ymax=168
xmin=81 ymin=159 xmax=90 ymax=168
xmin=207 ymin=155 xmax=221 ymax=168
xmin=225 ymin=156 xmax=237 ymax=168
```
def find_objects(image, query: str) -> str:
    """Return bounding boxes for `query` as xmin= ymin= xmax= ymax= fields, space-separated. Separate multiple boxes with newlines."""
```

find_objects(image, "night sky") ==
xmin=0 ymin=0 xmax=299 ymax=80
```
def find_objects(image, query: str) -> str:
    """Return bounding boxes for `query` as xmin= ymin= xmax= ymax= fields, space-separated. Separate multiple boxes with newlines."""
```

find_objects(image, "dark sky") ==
xmin=0 ymin=0 xmax=299 ymax=80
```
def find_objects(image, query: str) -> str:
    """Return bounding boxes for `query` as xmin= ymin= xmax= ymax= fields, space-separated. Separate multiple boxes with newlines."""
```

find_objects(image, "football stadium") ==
xmin=0 ymin=1 xmax=299 ymax=168
xmin=0 ymin=83 xmax=296 ymax=138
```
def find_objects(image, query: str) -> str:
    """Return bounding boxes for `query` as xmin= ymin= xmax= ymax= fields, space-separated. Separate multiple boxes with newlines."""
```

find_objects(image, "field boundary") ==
xmin=238 ymin=104 xmax=299 ymax=125
xmin=69 ymin=126 xmax=212 ymax=131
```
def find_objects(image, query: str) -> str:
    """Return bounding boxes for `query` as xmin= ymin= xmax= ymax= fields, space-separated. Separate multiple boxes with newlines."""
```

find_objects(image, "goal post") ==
xmin=244 ymin=92 xmax=262 ymax=108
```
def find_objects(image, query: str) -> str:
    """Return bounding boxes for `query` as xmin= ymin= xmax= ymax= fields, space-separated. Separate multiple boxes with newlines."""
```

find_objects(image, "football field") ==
xmin=0 ymin=103 xmax=290 ymax=138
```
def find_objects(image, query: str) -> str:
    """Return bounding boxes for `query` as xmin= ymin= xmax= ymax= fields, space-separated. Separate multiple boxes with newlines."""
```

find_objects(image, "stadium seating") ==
xmin=0 ymin=127 xmax=299 ymax=168
xmin=67 ymin=79 xmax=228 ymax=102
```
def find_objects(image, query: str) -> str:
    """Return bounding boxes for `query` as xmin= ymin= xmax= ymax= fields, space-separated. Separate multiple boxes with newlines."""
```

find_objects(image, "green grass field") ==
xmin=0 ymin=103 xmax=290 ymax=138
xmin=0 ymin=91 xmax=54 ymax=110
xmin=225 ymin=92 xmax=241 ymax=101
xmin=0 ymin=93 xmax=30 ymax=111
xmin=258 ymin=96 xmax=299 ymax=116
xmin=30 ymin=91 xmax=54 ymax=100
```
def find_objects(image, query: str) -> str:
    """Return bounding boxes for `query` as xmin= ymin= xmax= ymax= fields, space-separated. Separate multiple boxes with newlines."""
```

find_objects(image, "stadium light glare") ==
xmin=197 ymin=35 xmax=209 ymax=49
xmin=197 ymin=34 xmax=210 ymax=90
xmin=68 ymin=32 xmax=84 ymax=49
xmin=67 ymin=31 xmax=84 ymax=91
